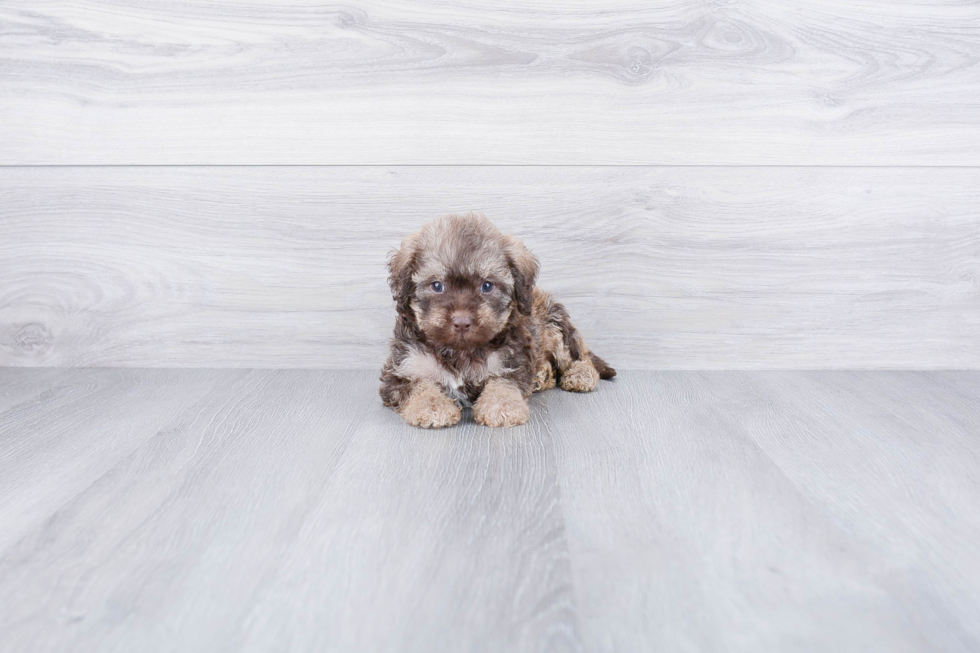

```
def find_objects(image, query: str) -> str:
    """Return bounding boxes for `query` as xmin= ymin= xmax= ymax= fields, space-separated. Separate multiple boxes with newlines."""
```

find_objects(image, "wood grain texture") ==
xmin=547 ymin=370 xmax=980 ymax=652
xmin=0 ymin=369 xmax=578 ymax=653
xmin=1 ymin=166 xmax=978 ymax=369
xmin=710 ymin=371 xmax=980 ymax=651
xmin=239 ymin=381 xmax=578 ymax=653
xmin=0 ymin=367 xmax=76 ymax=414
xmin=1 ymin=0 xmax=978 ymax=164
xmin=0 ymin=368 xmax=249 ymax=554
xmin=2 ymin=369 xmax=979 ymax=651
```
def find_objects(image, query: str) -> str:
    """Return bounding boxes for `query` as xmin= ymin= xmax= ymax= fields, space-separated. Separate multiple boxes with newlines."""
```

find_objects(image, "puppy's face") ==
xmin=388 ymin=214 xmax=539 ymax=351
xmin=413 ymin=261 xmax=512 ymax=350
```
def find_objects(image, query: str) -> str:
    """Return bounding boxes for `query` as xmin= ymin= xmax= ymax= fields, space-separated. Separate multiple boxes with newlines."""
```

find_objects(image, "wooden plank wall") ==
xmin=1 ymin=0 xmax=978 ymax=368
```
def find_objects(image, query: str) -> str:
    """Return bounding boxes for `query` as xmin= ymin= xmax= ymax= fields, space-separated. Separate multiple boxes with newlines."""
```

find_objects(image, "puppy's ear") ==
xmin=501 ymin=235 xmax=539 ymax=315
xmin=387 ymin=232 xmax=421 ymax=322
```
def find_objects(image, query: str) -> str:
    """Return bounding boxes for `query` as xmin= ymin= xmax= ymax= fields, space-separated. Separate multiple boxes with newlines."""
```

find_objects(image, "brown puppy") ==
xmin=379 ymin=213 xmax=616 ymax=428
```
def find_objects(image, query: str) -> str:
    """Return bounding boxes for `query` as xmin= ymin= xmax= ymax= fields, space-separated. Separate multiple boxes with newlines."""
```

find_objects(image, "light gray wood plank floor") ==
xmin=3 ymin=166 xmax=978 ymax=370
xmin=1 ymin=369 xmax=978 ymax=652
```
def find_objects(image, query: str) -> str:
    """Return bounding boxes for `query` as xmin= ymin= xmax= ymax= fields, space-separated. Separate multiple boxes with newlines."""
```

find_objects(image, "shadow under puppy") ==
xmin=380 ymin=213 xmax=615 ymax=428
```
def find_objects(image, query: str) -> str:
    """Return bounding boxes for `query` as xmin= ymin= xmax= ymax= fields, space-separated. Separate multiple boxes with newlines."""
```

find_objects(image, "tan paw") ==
xmin=532 ymin=364 xmax=556 ymax=392
xmin=400 ymin=381 xmax=461 ymax=428
xmin=559 ymin=359 xmax=599 ymax=393
xmin=473 ymin=379 xmax=530 ymax=428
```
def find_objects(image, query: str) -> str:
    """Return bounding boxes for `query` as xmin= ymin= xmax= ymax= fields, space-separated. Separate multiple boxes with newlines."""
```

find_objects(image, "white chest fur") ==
xmin=395 ymin=347 xmax=511 ymax=405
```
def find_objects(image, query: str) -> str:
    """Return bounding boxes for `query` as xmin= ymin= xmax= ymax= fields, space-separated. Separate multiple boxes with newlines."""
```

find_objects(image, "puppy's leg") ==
xmin=399 ymin=380 xmax=462 ymax=428
xmin=544 ymin=297 xmax=599 ymax=392
xmin=532 ymin=361 xmax=556 ymax=392
xmin=473 ymin=378 xmax=530 ymax=428
xmin=379 ymin=361 xmax=413 ymax=409
xmin=534 ymin=294 xmax=607 ymax=393
xmin=559 ymin=358 xmax=600 ymax=393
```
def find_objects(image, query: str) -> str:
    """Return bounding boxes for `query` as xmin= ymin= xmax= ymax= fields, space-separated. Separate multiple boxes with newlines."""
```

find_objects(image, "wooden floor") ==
xmin=2 ymin=369 xmax=978 ymax=652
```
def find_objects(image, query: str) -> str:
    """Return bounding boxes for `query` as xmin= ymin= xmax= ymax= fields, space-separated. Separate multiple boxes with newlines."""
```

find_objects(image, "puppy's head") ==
xmin=388 ymin=213 xmax=538 ymax=350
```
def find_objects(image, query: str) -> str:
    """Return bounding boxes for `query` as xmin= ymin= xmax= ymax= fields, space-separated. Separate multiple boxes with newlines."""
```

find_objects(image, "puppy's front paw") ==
xmin=473 ymin=379 xmax=530 ymax=428
xmin=559 ymin=360 xmax=599 ymax=393
xmin=400 ymin=381 xmax=461 ymax=428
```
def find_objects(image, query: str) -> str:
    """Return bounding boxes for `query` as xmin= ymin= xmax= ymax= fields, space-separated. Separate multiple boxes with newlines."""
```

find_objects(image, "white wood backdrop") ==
xmin=0 ymin=0 xmax=978 ymax=165
xmin=1 ymin=167 xmax=977 ymax=369
xmin=0 ymin=0 xmax=978 ymax=368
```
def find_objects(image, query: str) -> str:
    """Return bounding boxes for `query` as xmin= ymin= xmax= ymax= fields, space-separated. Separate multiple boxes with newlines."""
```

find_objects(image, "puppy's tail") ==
xmin=589 ymin=353 xmax=617 ymax=380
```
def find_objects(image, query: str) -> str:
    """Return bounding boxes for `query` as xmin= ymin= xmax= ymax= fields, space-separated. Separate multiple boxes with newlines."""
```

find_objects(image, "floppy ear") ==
xmin=387 ymin=232 xmax=421 ymax=322
xmin=501 ymin=234 xmax=539 ymax=315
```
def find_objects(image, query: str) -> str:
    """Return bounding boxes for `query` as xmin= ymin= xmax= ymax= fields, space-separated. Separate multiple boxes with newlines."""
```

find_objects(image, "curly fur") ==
xmin=380 ymin=213 xmax=615 ymax=428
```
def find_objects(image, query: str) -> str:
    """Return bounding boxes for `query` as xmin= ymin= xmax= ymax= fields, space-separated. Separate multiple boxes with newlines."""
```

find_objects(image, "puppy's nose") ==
xmin=452 ymin=315 xmax=473 ymax=333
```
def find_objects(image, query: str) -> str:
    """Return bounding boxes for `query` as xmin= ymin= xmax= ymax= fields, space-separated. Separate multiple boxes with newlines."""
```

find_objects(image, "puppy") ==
xmin=379 ymin=213 xmax=615 ymax=428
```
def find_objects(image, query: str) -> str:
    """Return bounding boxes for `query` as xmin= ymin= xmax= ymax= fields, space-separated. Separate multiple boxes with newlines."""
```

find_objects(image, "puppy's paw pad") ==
xmin=473 ymin=384 xmax=529 ymax=428
xmin=400 ymin=390 xmax=461 ymax=429
xmin=559 ymin=360 xmax=600 ymax=393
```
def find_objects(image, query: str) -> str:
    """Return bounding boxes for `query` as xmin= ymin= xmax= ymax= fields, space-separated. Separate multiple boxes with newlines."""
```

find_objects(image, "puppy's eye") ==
xmin=480 ymin=281 xmax=494 ymax=293
xmin=430 ymin=281 xmax=444 ymax=293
